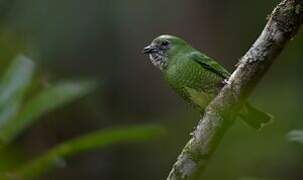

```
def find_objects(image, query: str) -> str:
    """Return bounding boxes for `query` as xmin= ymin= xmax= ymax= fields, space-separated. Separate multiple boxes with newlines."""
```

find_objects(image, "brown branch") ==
xmin=167 ymin=0 xmax=303 ymax=179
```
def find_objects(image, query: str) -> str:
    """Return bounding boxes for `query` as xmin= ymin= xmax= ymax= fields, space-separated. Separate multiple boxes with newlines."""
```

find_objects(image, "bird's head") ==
xmin=142 ymin=35 xmax=188 ymax=71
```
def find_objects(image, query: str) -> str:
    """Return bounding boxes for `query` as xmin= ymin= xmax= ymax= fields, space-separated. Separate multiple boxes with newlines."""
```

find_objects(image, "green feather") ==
xmin=189 ymin=52 xmax=230 ymax=79
xmin=145 ymin=35 xmax=273 ymax=129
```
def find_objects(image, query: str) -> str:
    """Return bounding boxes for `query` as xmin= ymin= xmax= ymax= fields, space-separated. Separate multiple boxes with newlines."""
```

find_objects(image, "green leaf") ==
xmin=13 ymin=125 xmax=165 ymax=179
xmin=0 ymin=55 xmax=35 ymax=125
xmin=0 ymin=55 xmax=35 ymax=106
xmin=0 ymin=101 xmax=20 ymax=128
xmin=287 ymin=130 xmax=303 ymax=145
xmin=0 ymin=81 xmax=97 ymax=144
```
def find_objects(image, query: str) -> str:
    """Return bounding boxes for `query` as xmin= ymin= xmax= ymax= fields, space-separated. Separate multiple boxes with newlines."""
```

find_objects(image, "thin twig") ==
xmin=167 ymin=0 xmax=303 ymax=179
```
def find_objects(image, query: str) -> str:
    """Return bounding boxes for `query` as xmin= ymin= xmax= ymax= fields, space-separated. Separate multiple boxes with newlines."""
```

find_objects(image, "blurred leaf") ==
xmin=0 ymin=80 xmax=97 ymax=144
xmin=0 ymin=55 xmax=35 ymax=107
xmin=287 ymin=130 xmax=303 ymax=145
xmin=0 ymin=55 xmax=35 ymax=128
xmin=11 ymin=125 xmax=165 ymax=179
xmin=0 ymin=101 xmax=20 ymax=128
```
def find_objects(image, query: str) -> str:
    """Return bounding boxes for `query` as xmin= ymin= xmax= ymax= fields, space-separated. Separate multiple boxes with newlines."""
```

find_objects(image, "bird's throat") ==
xmin=149 ymin=53 xmax=167 ymax=71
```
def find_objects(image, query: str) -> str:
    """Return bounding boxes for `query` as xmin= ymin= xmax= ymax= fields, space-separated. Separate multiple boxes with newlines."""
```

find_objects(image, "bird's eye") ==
xmin=161 ymin=40 xmax=169 ymax=46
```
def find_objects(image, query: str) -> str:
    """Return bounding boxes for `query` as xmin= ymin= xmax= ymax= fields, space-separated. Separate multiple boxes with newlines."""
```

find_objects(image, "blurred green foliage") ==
xmin=0 ymin=80 xmax=98 ymax=144
xmin=0 ymin=55 xmax=98 ymax=144
xmin=288 ymin=130 xmax=303 ymax=145
xmin=0 ymin=55 xmax=164 ymax=179
xmin=4 ymin=125 xmax=164 ymax=179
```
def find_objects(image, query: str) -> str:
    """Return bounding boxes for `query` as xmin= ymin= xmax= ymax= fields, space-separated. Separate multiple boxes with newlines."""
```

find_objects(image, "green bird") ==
xmin=142 ymin=35 xmax=272 ymax=129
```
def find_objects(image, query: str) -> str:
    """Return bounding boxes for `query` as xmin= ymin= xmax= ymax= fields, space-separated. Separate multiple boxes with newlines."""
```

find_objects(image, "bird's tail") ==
xmin=239 ymin=103 xmax=273 ymax=130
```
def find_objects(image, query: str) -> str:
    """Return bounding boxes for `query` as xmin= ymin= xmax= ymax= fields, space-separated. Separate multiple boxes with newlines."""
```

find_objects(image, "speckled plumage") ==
xmin=143 ymin=35 xmax=272 ymax=129
xmin=164 ymin=51 xmax=225 ymax=111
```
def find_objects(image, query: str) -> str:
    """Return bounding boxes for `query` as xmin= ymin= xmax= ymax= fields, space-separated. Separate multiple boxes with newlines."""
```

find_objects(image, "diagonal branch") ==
xmin=167 ymin=0 xmax=303 ymax=179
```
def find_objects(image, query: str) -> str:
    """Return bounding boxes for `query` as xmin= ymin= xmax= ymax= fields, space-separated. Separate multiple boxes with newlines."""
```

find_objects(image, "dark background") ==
xmin=0 ymin=0 xmax=303 ymax=179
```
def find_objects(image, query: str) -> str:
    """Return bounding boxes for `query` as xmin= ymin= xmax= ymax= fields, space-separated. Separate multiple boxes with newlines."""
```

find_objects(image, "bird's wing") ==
xmin=189 ymin=52 xmax=231 ymax=79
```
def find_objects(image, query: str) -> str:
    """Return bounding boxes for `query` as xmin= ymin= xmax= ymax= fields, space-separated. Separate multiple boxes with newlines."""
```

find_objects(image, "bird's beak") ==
xmin=142 ymin=45 xmax=157 ymax=54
